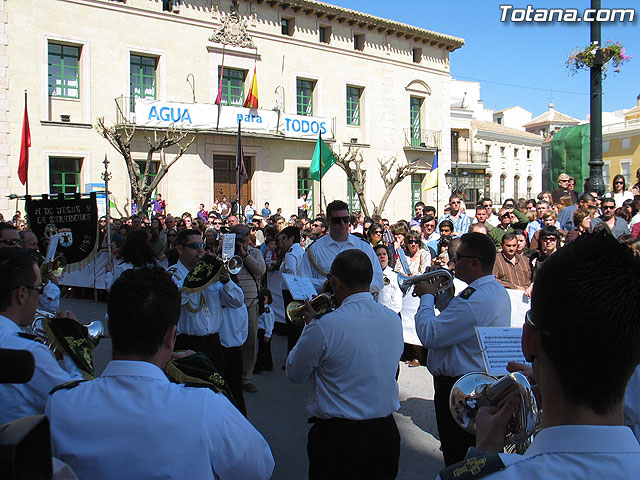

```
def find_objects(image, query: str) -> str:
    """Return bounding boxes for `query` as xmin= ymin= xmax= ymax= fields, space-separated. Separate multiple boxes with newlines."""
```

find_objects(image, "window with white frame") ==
xmin=48 ymin=43 xmax=80 ymax=98
xmin=621 ymin=160 xmax=632 ymax=186
xmin=621 ymin=137 xmax=631 ymax=150
xmin=602 ymin=140 xmax=610 ymax=152
xmin=603 ymin=161 xmax=611 ymax=191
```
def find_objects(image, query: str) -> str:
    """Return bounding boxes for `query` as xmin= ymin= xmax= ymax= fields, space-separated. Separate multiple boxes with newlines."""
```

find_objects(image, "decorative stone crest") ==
xmin=209 ymin=0 xmax=255 ymax=49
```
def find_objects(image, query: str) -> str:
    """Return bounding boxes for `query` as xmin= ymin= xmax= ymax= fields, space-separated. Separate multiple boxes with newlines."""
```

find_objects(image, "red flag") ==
xmin=18 ymin=93 xmax=30 ymax=186
xmin=243 ymin=67 xmax=259 ymax=109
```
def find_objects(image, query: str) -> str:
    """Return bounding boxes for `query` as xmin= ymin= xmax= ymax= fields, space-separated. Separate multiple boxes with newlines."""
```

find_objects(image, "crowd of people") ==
xmin=1 ymin=168 xmax=640 ymax=479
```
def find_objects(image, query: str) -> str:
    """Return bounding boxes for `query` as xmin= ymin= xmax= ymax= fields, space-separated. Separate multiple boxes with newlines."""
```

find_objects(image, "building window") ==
xmin=499 ymin=174 xmax=506 ymax=202
xmin=346 ymin=86 xmax=361 ymax=126
xmin=500 ymin=146 xmax=506 ymax=157
xmin=621 ymin=138 xmax=631 ymax=150
xmin=410 ymin=96 xmax=423 ymax=147
xmin=281 ymin=17 xmax=294 ymax=36
xmin=130 ymin=54 xmax=157 ymax=102
xmin=412 ymin=48 xmax=422 ymax=63
xmin=48 ymin=43 xmax=80 ymax=98
xmin=514 ymin=175 xmax=520 ymax=199
xmin=347 ymin=181 xmax=361 ymax=212
xmin=411 ymin=174 xmax=424 ymax=209
xmin=496 ymin=117 xmax=502 ymax=124
xmin=319 ymin=26 xmax=331 ymax=44
xmin=603 ymin=141 xmax=610 ymax=152
xmin=162 ymin=0 xmax=180 ymax=12
xmin=526 ymin=149 xmax=532 ymax=159
xmin=485 ymin=144 xmax=491 ymax=156
xmin=527 ymin=176 xmax=533 ymax=198
xmin=603 ymin=162 xmax=610 ymax=190
xmin=296 ymin=79 xmax=314 ymax=116
xmin=484 ymin=173 xmax=492 ymax=200
xmin=621 ymin=160 xmax=632 ymax=186
xmin=218 ymin=67 xmax=245 ymax=106
xmin=49 ymin=158 xmax=82 ymax=194
xmin=354 ymin=34 xmax=365 ymax=51
xmin=514 ymin=148 xmax=519 ymax=159
xmin=297 ymin=168 xmax=314 ymax=217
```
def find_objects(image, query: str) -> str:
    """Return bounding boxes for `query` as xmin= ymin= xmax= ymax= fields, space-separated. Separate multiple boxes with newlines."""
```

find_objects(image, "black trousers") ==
xmin=221 ymin=345 xmax=247 ymax=417
xmin=433 ymin=375 xmax=476 ymax=467
xmin=254 ymin=328 xmax=273 ymax=371
xmin=174 ymin=333 xmax=225 ymax=376
xmin=307 ymin=415 xmax=400 ymax=480
xmin=282 ymin=289 xmax=303 ymax=354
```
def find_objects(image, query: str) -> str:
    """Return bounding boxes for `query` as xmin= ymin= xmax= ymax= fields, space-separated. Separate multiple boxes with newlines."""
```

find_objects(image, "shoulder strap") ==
xmin=306 ymin=246 xmax=328 ymax=278
xmin=439 ymin=454 xmax=506 ymax=480
xmin=18 ymin=332 xmax=46 ymax=344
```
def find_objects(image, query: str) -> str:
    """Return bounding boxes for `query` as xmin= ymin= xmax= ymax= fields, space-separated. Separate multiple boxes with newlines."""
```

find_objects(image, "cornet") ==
xmin=450 ymin=372 xmax=539 ymax=453
xmin=223 ymin=255 xmax=243 ymax=275
xmin=286 ymin=293 xmax=334 ymax=327
xmin=396 ymin=268 xmax=454 ymax=295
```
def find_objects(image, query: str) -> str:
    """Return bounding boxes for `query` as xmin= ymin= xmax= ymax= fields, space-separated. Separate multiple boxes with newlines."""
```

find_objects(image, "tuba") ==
xmin=396 ymin=268 xmax=454 ymax=295
xmin=450 ymin=372 xmax=539 ymax=453
xmin=286 ymin=293 xmax=334 ymax=327
xmin=30 ymin=310 xmax=106 ymax=380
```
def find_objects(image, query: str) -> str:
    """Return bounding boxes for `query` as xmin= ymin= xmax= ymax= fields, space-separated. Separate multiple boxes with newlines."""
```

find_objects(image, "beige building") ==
xmin=0 ymin=0 xmax=465 ymax=221
xmin=602 ymin=96 xmax=640 ymax=190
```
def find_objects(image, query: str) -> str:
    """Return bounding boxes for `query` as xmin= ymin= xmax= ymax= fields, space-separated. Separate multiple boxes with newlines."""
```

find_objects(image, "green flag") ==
xmin=309 ymin=134 xmax=336 ymax=181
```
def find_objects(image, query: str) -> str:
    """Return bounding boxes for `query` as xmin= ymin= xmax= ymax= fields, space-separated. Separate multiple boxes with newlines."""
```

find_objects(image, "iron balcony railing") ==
xmin=403 ymin=128 xmax=442 ymax=149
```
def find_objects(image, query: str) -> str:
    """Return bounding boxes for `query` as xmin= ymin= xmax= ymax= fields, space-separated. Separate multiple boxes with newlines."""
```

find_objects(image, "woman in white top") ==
xmin=606 ymin=174 xmax=634 ymax=207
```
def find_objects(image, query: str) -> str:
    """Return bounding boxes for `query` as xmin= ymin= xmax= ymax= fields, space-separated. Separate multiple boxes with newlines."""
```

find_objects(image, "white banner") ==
xmin=134 ymin=99 xmax=333 ymax=139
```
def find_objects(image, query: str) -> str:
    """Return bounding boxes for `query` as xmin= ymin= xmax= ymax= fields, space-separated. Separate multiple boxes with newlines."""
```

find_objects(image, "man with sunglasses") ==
xmin=169 ymin=229 xmax=244 ymax=375
xmin=590 ymin=197 xmax=629 ymax=238
xmin=309 ymin=217 xmax=328 ymax=243
xmin=437 ymin=195 xmax=472 ymax=238
xmin=412 ymin=232 xmax=510 ymax=466
xmin=0 ymin=247 xmax=83 ymax=425
xmin=299 ymin=200 xmax=384 ymax=293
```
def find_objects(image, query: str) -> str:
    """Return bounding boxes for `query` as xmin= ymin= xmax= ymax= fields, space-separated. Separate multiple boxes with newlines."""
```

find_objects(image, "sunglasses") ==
xmin=182 ymin=242 xmax=205 ymax=250
xmin=541 ymin=237 xmax=557 ymax=242
xmin=0 ymin=239 xmax=20 ymax=246
xmin=615 ymin=181 xmax=624 ymax=185
xmin=372 ymin=230 xmax=383 ymax=235
xmin=21 ymin=283 xmax=46 ymax=295
xmin=525 ymin=310 xmax=551 ymax=336
xmin=602 ymin=205 xmax=616 ymax=210
xmin=407 ymin=240 xmax=420 ymax=244
xmin=329 ymin=216 xmax=349 ymax=224
xmin=168 ymin=234 xmax=176 ymax=238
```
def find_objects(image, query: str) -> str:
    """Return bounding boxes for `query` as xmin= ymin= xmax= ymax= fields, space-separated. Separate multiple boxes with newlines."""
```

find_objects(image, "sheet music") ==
xmin=475 ymin=327 xmax=529 ymax=376
xmin=221 ymin=233 xmax=236 ymax=260
xmin=46 ymin=234 xmax=59 ymax=262
xmin=281 ymin=273 xmax=317 ymax=301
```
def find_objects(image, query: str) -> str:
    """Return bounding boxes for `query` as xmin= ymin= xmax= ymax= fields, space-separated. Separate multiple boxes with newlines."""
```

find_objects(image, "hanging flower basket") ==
xmin=566 ymin=40 xmax=631 ymax=79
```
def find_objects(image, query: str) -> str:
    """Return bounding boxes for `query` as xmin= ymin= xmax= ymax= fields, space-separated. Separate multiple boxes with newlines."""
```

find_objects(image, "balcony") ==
xmin=403 ymin=128 xmax=441 ymax=151
xmin=451 ymin=150 xmax=489 ymax=167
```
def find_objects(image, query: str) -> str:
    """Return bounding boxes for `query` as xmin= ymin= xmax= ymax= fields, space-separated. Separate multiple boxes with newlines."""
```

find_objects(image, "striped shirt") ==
xmin=492 ymin=252 xmax=532 ymax=290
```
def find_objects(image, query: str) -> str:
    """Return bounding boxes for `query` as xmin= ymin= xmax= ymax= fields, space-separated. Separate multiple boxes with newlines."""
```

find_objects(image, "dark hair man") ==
xmin=169 ymin=229 xmax=244 ymax=378
xmin=413 ymin=233 xmax=510 ymax=466
xmin=278 ymin=225 xmax=305 ymax=353
xmin=46 ymin=268 xmax=274 ymax=479
xmin=287 ymin=249 xmax=404 ymax=479
xmin=437 ymin=195 xmax=471 ymax=237
xmin=0 ymin=248 xmax=82 ymax=425
xmin=479 ymin=197 xmax=500 ymax=228
xmin=410 ymin=201 xmax=425 ymax=227
xmin=590 ymin=197 xmax=630 ymax=238
xmin=451 ymin=231 xmax=640 ymax=478
xmin=493 ymin=232 xmax=532 ymax=294
xmin=0 ymin=222 xmax=21 ymax=247
xmin=309 ymin=217 xmax=328 ymax=242
xmin=299 ymin=200 xmax=384 ymax=293
xmin=558 ymin=192 xmax=597 ymax=232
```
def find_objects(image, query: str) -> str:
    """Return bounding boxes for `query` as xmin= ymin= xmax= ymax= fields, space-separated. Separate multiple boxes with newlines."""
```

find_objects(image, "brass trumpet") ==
xmin=286 ymin=293 xmax=334 ymax=327
xmin=396 ymin=268 xmax=454 ymax=295
xmin=449 ymin=372 xmax=539 ymax=453
xmin=40 ymin=253 xmax=67 ymax=278
xmin=223 ymin=255 xmax=243 ymax=275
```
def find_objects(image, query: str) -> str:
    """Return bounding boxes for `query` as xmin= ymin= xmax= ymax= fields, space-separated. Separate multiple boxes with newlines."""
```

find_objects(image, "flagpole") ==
xmin=319 ymin=133 xmax=323 ymax=215
xmin=435 ymin=147 xmax=439 ymax=216
xmin=215 ymin=45 xmax=226 ymax=132
xmin=24 ymin=91 xmax=28 ymax=197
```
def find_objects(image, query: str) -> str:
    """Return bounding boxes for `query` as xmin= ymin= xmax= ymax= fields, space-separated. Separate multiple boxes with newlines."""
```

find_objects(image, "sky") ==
xmin=329 ymin=1 xmax=639 ymax=121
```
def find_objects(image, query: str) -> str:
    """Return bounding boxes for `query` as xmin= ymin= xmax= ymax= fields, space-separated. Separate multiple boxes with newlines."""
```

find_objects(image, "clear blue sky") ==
xmin=330 ymin=0 xmax=639 ymax=120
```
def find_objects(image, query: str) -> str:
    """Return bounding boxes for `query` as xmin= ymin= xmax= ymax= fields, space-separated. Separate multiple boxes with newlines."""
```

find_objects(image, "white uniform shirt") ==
xmin=258 ymin=308 xmax=275 ymax=338
xmin=299 ymin=234 xmax=384 ymax=292
xmin=438 ymin=425 xmax=640 ymax=479
xmin=287 ymin=292 xmax=403 ymax=420
xmin=624 ymin=365 xmax=640 ymax=442
xmin=219 ymin=303 xmax=249 ymax=348
xmin=414 ymin=275 xmax=511 ymax=377
xmin=377 ymin=266 xmax=403 ymax=314
xmin=0 ymin=314 xmax=82 ymax=425
xmin=280 ymin=242 xmax=305 ymax=274
xmin=170 ymin=261 xmax=244 ymax=336
xmin=46 ymin=360 xmax=275 ymax=480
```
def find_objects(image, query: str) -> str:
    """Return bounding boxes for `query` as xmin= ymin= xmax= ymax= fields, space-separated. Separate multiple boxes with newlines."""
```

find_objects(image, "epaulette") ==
xmin=49 ymin=379 xmax=88 ymax=395
xmin=18 ymin=332 xmax=46 ymax=344
xmin=182 ymin=382 xmax=213 ymax=389
xmin=460 ymin=286 xmax=476 ymax=300
xmin=439 ymin=454 xmax=506 ymax=480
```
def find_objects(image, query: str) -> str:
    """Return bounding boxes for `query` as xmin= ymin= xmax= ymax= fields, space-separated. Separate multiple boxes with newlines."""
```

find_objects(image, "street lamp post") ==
xmin=587 ymin=0 xmax=605 ymax=196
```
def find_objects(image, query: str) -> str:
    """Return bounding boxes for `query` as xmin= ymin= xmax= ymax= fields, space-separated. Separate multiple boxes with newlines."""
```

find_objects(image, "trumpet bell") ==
xmin=226 ymin=255 xmax=243 ymax=275
xmin=396 ymin=269 xmax=454 ymax=295
xmin=450 ymin=372 xmax=538 ymax=452
xmin=286 ymin=293 xmax=334 ymax=327
xmin=86 ymin=320 xmax=106 ymax=346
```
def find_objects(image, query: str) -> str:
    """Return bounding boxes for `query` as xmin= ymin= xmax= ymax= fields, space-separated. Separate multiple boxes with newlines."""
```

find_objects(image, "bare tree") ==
xmin=333 ymin=147 xmax=418 ymax=217
xmin=95 ymin=118 xmax=195 ymax=214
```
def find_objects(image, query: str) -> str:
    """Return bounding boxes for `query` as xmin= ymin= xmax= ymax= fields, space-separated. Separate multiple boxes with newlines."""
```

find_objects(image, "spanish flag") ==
xmin=243 ymin=67 xmax=259 ymax=109
xmin=423 ymin=151 xmax=438 ymax=191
